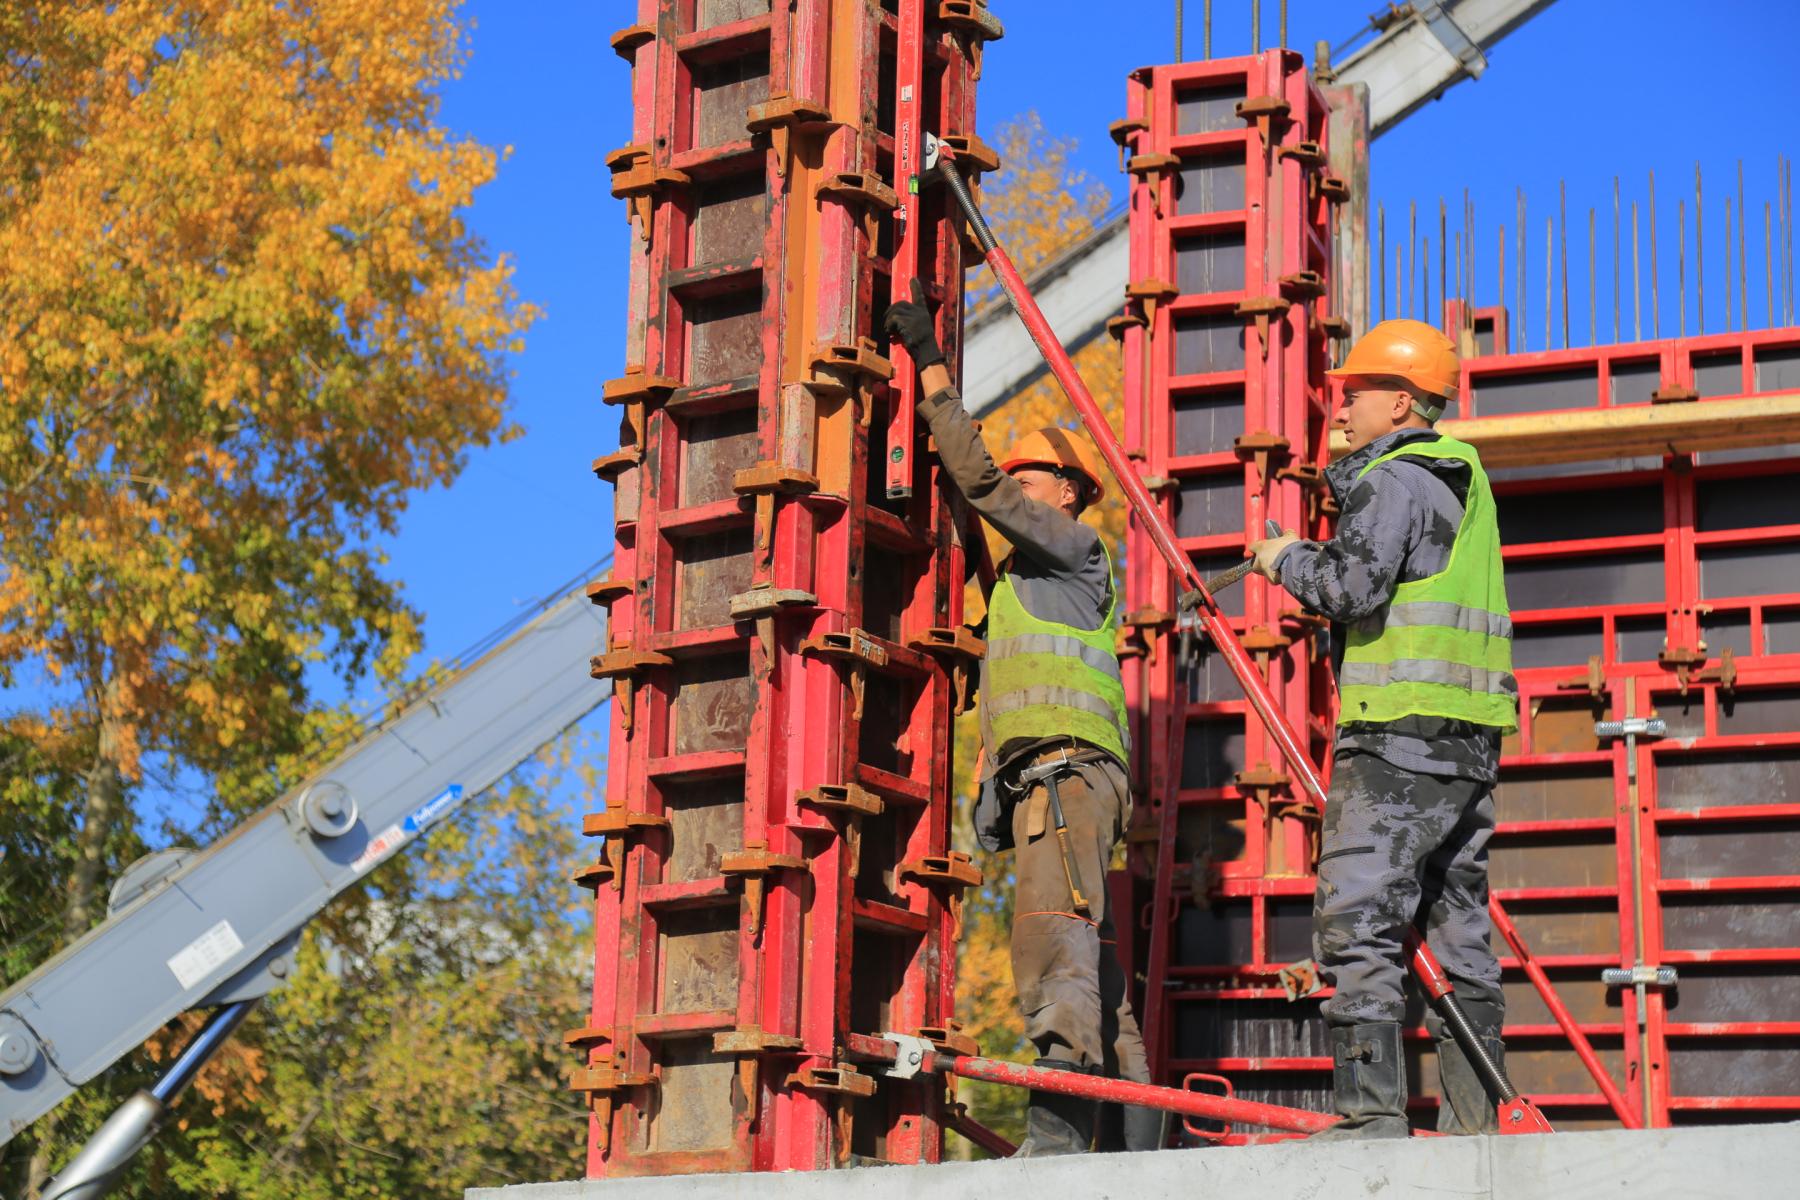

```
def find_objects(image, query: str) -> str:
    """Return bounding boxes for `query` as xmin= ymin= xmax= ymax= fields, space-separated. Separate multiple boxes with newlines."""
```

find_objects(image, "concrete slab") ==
xmin=469 ymin=1122 xmax=1800 ymax=1200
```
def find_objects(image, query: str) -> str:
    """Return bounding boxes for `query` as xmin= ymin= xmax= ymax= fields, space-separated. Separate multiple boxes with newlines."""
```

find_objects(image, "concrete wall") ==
xmin=469 ymin=1122 xmax=1800 ymax=1200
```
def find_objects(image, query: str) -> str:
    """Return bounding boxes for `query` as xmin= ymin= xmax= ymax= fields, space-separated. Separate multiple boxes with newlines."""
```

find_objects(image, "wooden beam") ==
xmin=1326 ymin=391 xmax=1800 ymax=466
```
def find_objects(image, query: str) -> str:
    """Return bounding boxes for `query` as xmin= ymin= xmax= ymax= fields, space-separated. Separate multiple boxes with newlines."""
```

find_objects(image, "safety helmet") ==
xmin=999 ymin=427 xmax=1107 ymax=505
xmin=1327 ymin=319 xmax=1460 ymax=418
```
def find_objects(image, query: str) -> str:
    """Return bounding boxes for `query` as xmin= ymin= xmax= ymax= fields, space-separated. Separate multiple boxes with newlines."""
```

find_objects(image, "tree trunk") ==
xmin=27 ymin=698 xmax=126 ymax=1198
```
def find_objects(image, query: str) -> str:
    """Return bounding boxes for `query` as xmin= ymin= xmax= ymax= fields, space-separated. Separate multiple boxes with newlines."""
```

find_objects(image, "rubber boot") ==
xmin=1014 ymin=1058 xmax=1097 ymax=1157
xmin=1433 ymin=999 xmax=1505 ymax=1135
xmin=1309 ymin=1022 xmax=1411 ymax=1141
xmin=1095 ymin=1101 xmax=1166 ymax=1152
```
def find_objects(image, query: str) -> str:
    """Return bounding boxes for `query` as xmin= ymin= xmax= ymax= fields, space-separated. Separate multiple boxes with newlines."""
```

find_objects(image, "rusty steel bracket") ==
xmin=1233 ymin=429 xmax=1293 ymax=487
xmin=609 ymin=24 xmax=654 ymax=61
xmin=1652 ymin=381 xmax=1700 ymax=404
xmin=816 ymin=170 xmax=899 ymax=247
xmin=796 ymin=782 xmax=882 ymax=877
xmin=1108 ymin=116 xmax=1149 ymax=171
xmin=1126 ymin=153 xmax=1181 ymax=218
xmin=590 ymin=446 xmax=641 ymax=486
xmin=602 ymin=367 xmax=682 ymax=407
xmin=1117 ymin=606 xmax=1174 ymax=665
xmin=1316 ymin=312 xmax=1352 ymax=341
xmin=1276 ymin=461 xmax=1330 ymax=522
xmin=585 ymin=576 xmax=633 ymax=609
xmin=733 ymin=463 xmax=820 ymax=568
xmin=919 ymin=1021 xmax=980 ymax=1057
xmin=808 ymin=337 xmax=894 ymax=417
xmin=1280 ymin=609 xmax=1332 ymax=665
xmin=607 ymin=146 xmax=691 ymax=244
xmin=564 ymin=1025 xmax=613 ymax=1054
xmin=1279 ymin=270 xmax=1328 ymax=299
xmin=1236 ymin=295 xmax=1292 ymax=357
xmin=720 ymin=840 xmax=808 ymax=938
xmin=1277 ymin=140 xmax=1327 ymax=167
xmin=745 ymin=96 xmax=836 ymax=180
xmin=899 ymin=851 xmax=983 ymax=939
xmin=1278 ymin=958 xmax=1326 ymax=1001
xmin=589 ymin=648 xmax=673 ymax=737
xmin=936 ymin=1 xmax=1005 ymax=79
xmin=935 ymin=132 xmax=1001 ymax=176
xmin=1556 ymin=654 xmax=1610 ymax=699
xmin=1233 ymin=764 xmax=1290 ymax=813
xmin=1235 ymin=93 xmax=1293 ymax=162
xmin=1693 ymin=645 xmax=1737 ymax=693
xmin=788 ymin=1062 xmax=878 ymax=1098
xmin=908 ymin=625 xmax=986 ymax=714
xmin=712 ymin=1026 xmax=805 ymax=1130
xmin=1126 ymin=277 xmax=1180 ymax=330
xmin=572 ymin=858 xmax=616 ymax=892
xmin=1106 ymin=310 xmax=1147 ymax=341
xmin=1658 ymin=644 xmax=1708 ymax=694
xmin=729 ymin=582 xmax=817 ymax=674
xmin=1313 ymin=173 xmax=1350 ymax=204
xmin=582 ymin=807 xmax=671 ymax=893
xmin=569 ymin=1059 xmax=659 ymax=1155
xmin=800 ymin=628 xmax=890 ymax=720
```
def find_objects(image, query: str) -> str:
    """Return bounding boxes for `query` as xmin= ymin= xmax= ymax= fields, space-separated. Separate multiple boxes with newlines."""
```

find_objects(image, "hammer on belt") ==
xmin=1012 ymin=751 xmax=1091 ymax=917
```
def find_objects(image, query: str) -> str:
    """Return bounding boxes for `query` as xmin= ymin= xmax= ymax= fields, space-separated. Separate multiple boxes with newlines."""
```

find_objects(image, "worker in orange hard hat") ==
xmin=1248 ymin=318 xmax=1517 ymax=1139
xmin=884 ymin=281 xmax=1155 ymax=1157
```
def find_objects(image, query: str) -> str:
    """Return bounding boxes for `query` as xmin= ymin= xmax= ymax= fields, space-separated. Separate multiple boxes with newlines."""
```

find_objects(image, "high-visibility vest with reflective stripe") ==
xmin=1338 ymin=436 xmax=1520 ymax=732
xmin=982 ymin=542 xmax=1130 ymax=766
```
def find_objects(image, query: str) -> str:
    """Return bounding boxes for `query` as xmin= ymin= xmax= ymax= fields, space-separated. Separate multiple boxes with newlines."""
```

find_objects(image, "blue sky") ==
xmin=380 ymin=0 xmax=1798 ymax=701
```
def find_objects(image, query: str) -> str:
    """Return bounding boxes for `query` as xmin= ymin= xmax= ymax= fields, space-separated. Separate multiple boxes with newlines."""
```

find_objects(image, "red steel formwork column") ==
xmin=578 ymin=1 xmax=999 ymax=1175
xmin=1115 ymin=50 xmax=1348 ymax=1124
xmin=1446 ymin=327 xmax=1800 ymax=1129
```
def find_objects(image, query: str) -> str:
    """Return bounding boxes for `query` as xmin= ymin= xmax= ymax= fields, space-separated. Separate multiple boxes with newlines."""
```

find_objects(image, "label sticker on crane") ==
xmin=167 ymin=919 xmax=245 ymax=990
xmin=403 ymin=783 xmax=464 ymax=834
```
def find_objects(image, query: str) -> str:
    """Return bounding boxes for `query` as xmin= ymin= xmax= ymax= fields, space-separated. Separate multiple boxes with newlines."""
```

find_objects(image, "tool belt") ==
xmin=1000 ymin=739 xmax=1114 ymax=788
xmin=1000 ymin=740 xmax=1114 ymax=916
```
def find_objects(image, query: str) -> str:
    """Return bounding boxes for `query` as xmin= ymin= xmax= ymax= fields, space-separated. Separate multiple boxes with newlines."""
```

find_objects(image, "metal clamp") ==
xmin=1602 ymin=966 xmax=1679 ymax=988
xmin=1594 ymin=717 xmax=1668 ymax=739
xmin=877 ymin=1032 xmax=936 ymax=1080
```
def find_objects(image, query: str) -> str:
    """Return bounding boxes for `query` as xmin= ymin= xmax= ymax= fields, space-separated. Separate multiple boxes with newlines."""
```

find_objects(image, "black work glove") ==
xmin=882 ymin=278 xmax=945 ymax=370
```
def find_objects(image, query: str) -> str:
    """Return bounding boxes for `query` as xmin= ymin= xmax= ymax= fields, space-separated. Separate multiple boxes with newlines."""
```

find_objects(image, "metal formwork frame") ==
xmin=581 ymin=1 xmax=997 ymax=1175
xmin=1455 ymin=327 xmax=1800 ymax=1128
xmin=1113 ymin=50 xmax=1344 ymax=1112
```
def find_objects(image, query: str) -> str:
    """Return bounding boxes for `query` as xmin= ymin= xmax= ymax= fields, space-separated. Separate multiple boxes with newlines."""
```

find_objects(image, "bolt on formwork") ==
xmin=580 ymin=0 xmax=1000 ymax=1174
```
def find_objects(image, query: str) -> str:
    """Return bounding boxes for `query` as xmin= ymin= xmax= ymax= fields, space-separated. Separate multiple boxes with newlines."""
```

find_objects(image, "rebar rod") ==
xmin=1204 ymin=0 xmax=1212 ymax=59
xmin=1439 ymin=196 xmax=1448 ymax=324
xmin=1559 ymin=180 xmax=1569 ymax=348
xmin=1378 ymin=202 xmax=1386 ymax=320
xmin=1544 ymin=217 xmax=1552 ymax=350
xmin=1408 ymin=199 xmax=1417 ymax=319
xmin=1498 ymin=224 xmax=1507 ymax=352
xmin=1516 ymin=188 xmax=1527 ymax=351
xmin=1588 ymin=206 xmax=1596 ymax=345
xmin=1738 ymin=159 xmax=1749 ymax=327
xmin=1650 ymin=170 xmax=1660 ymax=338
xmin=1251 ymin=0 xmax=1260 ymax=53
xmin=1696 ymin=163 xmax=1704 ymax=332
xmin=1768 ymin=200 xmax=1776 ymax=329
xmin=1176 ymin=0 xmax=1184 ymax=62
xmin=1679 ymin=197 xmax=1687 ymax=338
xmin=1633 ymin=200 xmax=1642 ymax=341
xmin=1280 ymin=0 xmax=1288 ymax=47
xmin=1726 ymin=197 xmax=1735 ymax=332
xmin=1620 ymin=180 xmax=1634 ymax=345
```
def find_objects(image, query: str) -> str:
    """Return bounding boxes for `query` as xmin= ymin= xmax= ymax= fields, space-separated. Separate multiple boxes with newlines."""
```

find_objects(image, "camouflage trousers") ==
xmin=1314 ymin=749 xmax=1504 ymax=1026
xmin=1009 ymin=756 xmax=1150 ymax=1080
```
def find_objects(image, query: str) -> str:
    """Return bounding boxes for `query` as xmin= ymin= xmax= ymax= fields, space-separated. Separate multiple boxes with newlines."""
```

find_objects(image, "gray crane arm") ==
xmin=0 ymin=586 xmax=611 ymax=1143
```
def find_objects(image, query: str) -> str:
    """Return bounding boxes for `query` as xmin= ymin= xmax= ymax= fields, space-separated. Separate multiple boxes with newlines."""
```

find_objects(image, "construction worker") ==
xmin=884 ymin=283 xmax=1155 ymax=1156
xmin=1247 ymin=319 xmax=1517 ymax=1139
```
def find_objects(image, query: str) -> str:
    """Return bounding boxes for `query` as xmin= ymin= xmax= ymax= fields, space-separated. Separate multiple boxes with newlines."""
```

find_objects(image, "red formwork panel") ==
xmin=1454 ymin=328 xmax=1800 ymax=1129
xmin=1113 ymin=50 xmax=1347 ymax=1125
xmin=578 ymin=1 xmax=998 ymax=1175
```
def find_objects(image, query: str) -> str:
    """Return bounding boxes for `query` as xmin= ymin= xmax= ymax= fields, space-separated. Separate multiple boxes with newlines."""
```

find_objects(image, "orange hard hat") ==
xmin=1327 ymin=318 xmax=1461 ymax=405
xmin=1000 ymin=426 xmax=1107 ymax=505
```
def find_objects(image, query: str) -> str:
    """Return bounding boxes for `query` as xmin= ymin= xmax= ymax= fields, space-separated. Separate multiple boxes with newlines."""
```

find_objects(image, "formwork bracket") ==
xmin=899 ymin=851 xmax=984 ymax=939
xmin=581 ymin=807 xmax=672 ymax=893
xmin=1126 ymin=277 xmax=1180 ymax=329
xmin=746 ymin=97 xmax=837 ymax=180
xmin=1556 ymin=654 xmax=1609 ymax=699
xmin=1235 ymin=295 xmax=1292 ymax=357
xmin=602 ymin=367 xmax=682 ymax=406
xmin=1278 ymin=141 xmax=1327 ymax=167
xmin=816 ymin=170 xmax=900 ymax=246
xmin=590 ymin=446 xmax=642 ymax=485
xmin=570 ymin=1059 xmax=660 ymax=1155
xmin=937 ymin=1 xmax=1005 ymax=78
xmin=609 ymin=24 xmax=654 ymax=61
xmin=908 ymin=625 xmax=986 ymax=714
xmin=735 ymin=463 xmax=821 ymax=568
xmin=589 ymin=648 xmax=674 ymax=736
xmin=721 ymin=840 xmax=809 ymax=938
xmin=801 ymin=628 xmax=892 ymax=720
xmin=607 ymin=147 xmax=691 ymax=243
xmin=795 ymin=782 xmax=883 ymax=876
xmin=1126 ymin=154 xmax=1180 ymax=217
xmin=1233 ymin=429 xmax=1293 ymax=485
xmin=918 ymin=1021 xmax=981 ymax=1057
xmin=585 ymin=576 xmax=634 ymax=608
xmin=1109 ymin=116 xmax=1150 ymax=171
xmin=713 ymin=1026 xmax=806 ymax=1129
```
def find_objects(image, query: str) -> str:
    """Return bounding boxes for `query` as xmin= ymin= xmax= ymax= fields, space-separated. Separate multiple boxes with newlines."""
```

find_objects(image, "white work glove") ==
xmin=1247 ymin=529 xmax=1300 ymax=584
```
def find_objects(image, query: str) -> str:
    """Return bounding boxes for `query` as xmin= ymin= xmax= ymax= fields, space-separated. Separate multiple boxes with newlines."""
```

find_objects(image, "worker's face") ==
xmin=1333 ymin=375 xmax=1423 ymax=452
xmin=1011 ymin=466 xmax=1080 ymax=516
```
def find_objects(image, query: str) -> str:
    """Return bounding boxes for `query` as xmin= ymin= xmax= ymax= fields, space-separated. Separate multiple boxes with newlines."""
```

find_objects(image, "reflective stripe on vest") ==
xmin=981 ymin=542 xmax=1129 ymax=766
xmin=1338 ymin=435 xmax=1520 ymax=732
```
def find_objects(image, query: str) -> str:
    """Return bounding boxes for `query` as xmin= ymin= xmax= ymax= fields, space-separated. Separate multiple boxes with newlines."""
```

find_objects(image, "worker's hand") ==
xmin=882 ymin=278 xmax=945 ymax=369
xmin=1247 ymin=529 xmax=1300 ymax=584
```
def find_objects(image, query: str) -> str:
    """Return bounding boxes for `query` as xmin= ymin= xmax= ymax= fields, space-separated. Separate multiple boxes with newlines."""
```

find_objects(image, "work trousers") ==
xmin=1008 ymin=756 xmax=1150 ymax=1081
xmin=1314 ymin=749 xmax=1504 ymax=1027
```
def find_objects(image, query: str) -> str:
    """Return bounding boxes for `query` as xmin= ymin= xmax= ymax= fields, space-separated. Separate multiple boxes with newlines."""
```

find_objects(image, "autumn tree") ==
xmin=949 ymin=112 xmax=1124 ymax=1154
xmin=0 ymin=1 xmax=537 ymax=1191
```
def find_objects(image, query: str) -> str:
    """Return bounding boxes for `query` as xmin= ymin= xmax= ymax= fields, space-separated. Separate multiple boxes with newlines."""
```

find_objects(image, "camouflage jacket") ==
xmin=1273 ymin=428 xmax=1503 ymax=783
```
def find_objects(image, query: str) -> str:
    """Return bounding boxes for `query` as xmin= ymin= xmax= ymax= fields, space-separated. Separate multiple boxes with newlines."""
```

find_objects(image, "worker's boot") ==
xmin=1014 ymin=1059 xmax=1097 ymax=1156
xmin=1433 ymin=999 xmax=1505 ymax=1135
xmin=1094 ymin=1102 xmax=1165 ymax=1152
xmin=1310 ymin=1022 xmax=1410 ymax=1141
